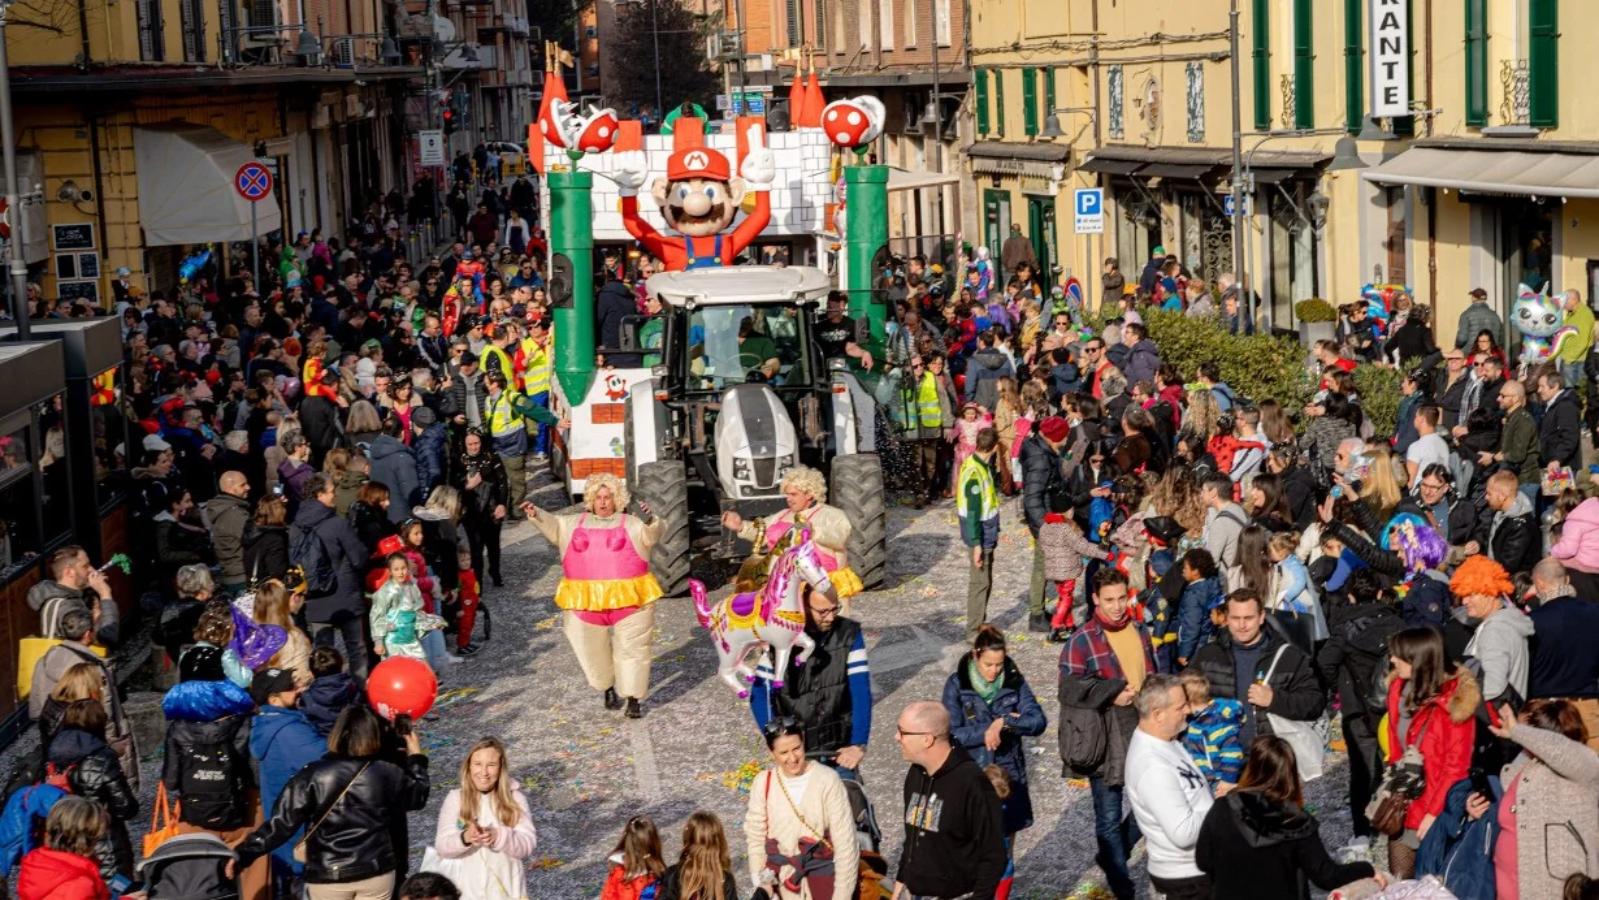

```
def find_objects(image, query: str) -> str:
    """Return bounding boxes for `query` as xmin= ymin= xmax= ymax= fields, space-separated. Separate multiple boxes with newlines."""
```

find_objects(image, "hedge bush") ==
xmin=1353 ymin=363 xmax=1406 ymax=437
xmin=1295 ymin=298 xmax=1338 ymax=323
xmin=1137 ymin=309 xmax=1318 ymax=412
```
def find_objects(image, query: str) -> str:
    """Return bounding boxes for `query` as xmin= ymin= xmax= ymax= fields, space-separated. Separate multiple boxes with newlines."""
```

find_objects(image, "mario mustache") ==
xmin=667 ymin=203 xmax=729 ymax=227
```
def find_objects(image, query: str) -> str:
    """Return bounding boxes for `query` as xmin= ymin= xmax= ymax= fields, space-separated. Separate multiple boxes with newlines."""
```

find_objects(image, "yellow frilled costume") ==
xmin=529 ymin=508 xmax=664 ymax=701
xmin=736 ymin=503 xmax=863 ymax=600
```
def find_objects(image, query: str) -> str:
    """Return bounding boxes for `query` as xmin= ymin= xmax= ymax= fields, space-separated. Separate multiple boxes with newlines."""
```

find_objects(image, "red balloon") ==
xmin=366 ymin=657 xmax=438 ymax=721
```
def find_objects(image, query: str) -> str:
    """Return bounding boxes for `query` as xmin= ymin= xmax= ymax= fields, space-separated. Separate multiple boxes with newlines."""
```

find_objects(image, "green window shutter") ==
xmin=1252 ymin=0 xmax=1272 ymax=130
xmin=1043 ymin=66 xmax=1056 ymax=117
xmin=975 ymin=68 xmax=990 ymax=135
xmin=1022 ymin=67 xmax=1038 ymax=136
xmin=995 ymin=68 xmax=1007 ymax=136
xmin=1464 ymin=0 xmax=1487 ymax=126
xmin=1344 ymin=0 xmax=1363 ymax=132
xmin=1529 ymin=0 xmax=1558 ymax=127
xmin=1293 ymin=0 xmax=1314 ymax=128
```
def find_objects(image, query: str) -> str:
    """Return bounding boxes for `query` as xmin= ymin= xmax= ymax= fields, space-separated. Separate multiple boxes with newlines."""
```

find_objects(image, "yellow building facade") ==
xmin=965 ymin=0 xmax=1599 ymax=348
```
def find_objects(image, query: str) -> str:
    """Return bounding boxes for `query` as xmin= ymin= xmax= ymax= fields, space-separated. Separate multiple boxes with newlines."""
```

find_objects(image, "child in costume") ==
xmin=370 ymin=554 xmax=441 ymax=664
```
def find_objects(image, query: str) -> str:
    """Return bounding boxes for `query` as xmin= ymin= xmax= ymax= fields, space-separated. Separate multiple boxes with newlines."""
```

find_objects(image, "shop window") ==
xmin=983 ymin=190 xmax=1011 ymax=262
xmin=0 ymin=421 xmax=40 ymax=576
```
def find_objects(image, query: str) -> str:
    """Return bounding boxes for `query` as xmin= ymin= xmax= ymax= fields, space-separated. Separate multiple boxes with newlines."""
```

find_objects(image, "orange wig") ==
xmin=1449 ymin=554 xmax=1514 ymax=599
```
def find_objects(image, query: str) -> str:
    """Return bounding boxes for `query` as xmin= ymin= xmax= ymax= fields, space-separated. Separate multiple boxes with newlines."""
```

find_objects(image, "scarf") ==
xmin=1096 ymin=610 xmax=1131 ymax=631
xmin=967 ymin=658 xmax=1003 ymax=703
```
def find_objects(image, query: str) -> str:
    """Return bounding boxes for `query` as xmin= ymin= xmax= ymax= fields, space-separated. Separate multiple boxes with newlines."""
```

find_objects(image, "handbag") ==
xmin=144 ymin=782 xmax=182 ymax=857
xmin=1262 ymin=645 xmax=1329 ymax=782
xmin=1365 ymin=718 xmax=1431 ymax=837
xmin=295 ymin=762 xmax=369 ymax=864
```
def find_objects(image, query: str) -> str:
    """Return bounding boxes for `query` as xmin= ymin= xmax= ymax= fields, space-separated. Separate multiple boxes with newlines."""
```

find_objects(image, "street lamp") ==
xmin=1038 ymin=107 xmax=1098 ymax=140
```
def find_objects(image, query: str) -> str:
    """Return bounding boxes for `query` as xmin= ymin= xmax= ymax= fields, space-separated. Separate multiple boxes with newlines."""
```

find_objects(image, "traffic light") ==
xmin=442 ymin=106 xmax=456 ymax=134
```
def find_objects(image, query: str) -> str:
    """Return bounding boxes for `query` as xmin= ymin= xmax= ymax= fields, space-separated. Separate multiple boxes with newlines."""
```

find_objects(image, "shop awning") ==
xmin=1081 ymin=144 xmax=1329 ymax=181
xmin=1076 ymin=157 xmax=1145 ymax=175
xmin=885 ymin=167 xmax=959 ymax=192
xmin=1137 ymin=163 xmax=1215 ymax=180
xmin=133 ymin=124 xmax=283 ymax=247
xmin=1362 ymin=145 xmax=1599 ymax=199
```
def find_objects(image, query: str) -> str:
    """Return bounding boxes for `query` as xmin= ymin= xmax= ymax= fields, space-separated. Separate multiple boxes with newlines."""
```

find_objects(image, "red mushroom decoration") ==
xmin=820 ymin=96 xmax=886 ymax=151
xmin=569 ymin=107 xmax=620 ymax=154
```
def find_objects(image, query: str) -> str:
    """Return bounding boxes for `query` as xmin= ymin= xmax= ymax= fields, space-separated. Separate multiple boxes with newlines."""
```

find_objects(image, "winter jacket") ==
xmin=965 ymin=347 xmax=1013 ymax=411
xmin=458 ymin=451 xmax=509 ymax=522
xmin=15 ymin=847 xmax=108 ymax=900
xmin=298 ymin=395 xmax=345 ymax=466
xmin=331 ymin=470 xmax=368 ymax=518
xmin=277 ymin=458 xmax=314 ymax=505
xmin=1183 ymin=698 xmax=1245 ymax=787
xmin=600 ymin=863 xmax=660 ymax=900
xmin=1486 ymin=491 xmax=1541 ymax=576
xmin=1538 ymin=389 xmax=1582 ymax=470
xmin=440 ymin=372 xmax=488 ymax=426
xmin=1497 ymin=406 xmax=1541 ymax=485
xmin=366 ymin=435 xmax=421 ymax=522
xmin=202 ymin=493 xmax=251 ymax=583
xmin=48 ymin=727 xmax=137 ymax=880
xmin=0 ymin=784 xmax=64 ymax=878
xmin=1384 ymin=666 xmax=1480 ymax=831
xmin=1495 ymin=722 xmax=1599 ymax=900
xmin=1463 ymin=601 xmax=1536 ymax=702
xmin=1550 ymin=497 xmax=1599 ymax=574
xmin=301 ymin=672 xmax=360 ymax=736
xmin=1176 ymin=577 xmax=1222 ymax=663
xmin=412 ymin=423 xmax=449 ymax=497
xmin=1455 ymin=301 xmax=1504 ymax=349
xmin=1400 ymin=572 xmax=1452 ymax=629
xmin=25 ymin=579 xmax=117 ymax=648
xmin=1316 ymin=600 xmax=1406 ymax=724
xmin=290 ymin=499 xmax=368 ymax=621
xmin=346 ymin=500 xmax=394 ymax=557
xmin=1121 ymin=338 xmax=1161 ymax=386
xmin=1528 ymin=596 xmax=1599 ymax=699
xmin=161 ymin=679 xmax=256 ymax=830
xmin=896 ymin=745 xmax=1008 ymax=900
xmin=153 ymin=510 xmax=210 ymax=577
xmin=1188 ymin=631 xmax=1325 ymax=745
xmin=1059 ymin=616 xmax=1156 ymax=785
xmin=235 ymin=753 xmax=430 ymax=885
xmin=1203 ymin=503 xmax=1248 ymax=587
xmin=942 ymin=657 xmax=1047 ymax=834
xmin=1415 ymin=777 xmax=1500 ymax=900
xmin=241 ymin=523 xmax=290 ymax=584
xmin=1195 ymin=791 xmax=1375 ymax=900
xmin=249 ymin=705 xmax=327 ymax=874
xmin=1020 ymin=433 xmax=1066 ymax=536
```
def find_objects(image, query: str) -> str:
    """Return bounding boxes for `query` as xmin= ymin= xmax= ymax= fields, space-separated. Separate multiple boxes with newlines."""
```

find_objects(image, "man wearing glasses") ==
xmin=748 ymin=582 xmax=873 ymax=779
xmin=892 ymin=700 xmax=1006 ymax=900
xmin=1082 ymin=339 xmax=1114 ymax=400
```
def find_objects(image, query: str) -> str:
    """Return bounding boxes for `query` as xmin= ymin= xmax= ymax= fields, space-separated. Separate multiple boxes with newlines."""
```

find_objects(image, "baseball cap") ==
xmin=142 ymin=433 xmax=172 ymax=453
xmin=1469 ymin=287 xmax=1488 ymax=300
xmin=250 ymin=667 xmax=298 ymax=705
xmin=666 ymin=146 xmax=731 ymax=182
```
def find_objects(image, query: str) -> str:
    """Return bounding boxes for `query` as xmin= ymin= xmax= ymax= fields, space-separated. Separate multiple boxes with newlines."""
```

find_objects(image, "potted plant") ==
xmin=1296 ymin=298 xmax=1337 ymax=347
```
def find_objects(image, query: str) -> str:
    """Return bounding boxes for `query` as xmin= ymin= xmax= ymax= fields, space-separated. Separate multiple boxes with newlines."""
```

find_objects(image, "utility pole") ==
xmin=1228 ymin=0 xmax=1247 ymax=309
xmin=649 ymin=0 xmax=663 ymax=117
xmin=0 ymin=2 xmax=30 ymax=335
xmin=929 ymin=0 xmax=945 ymax=254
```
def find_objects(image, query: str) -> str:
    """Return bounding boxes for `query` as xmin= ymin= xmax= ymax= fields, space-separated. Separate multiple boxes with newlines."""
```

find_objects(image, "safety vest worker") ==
xmin=955 ymin=454 xmax=1001 ymax=533
xmin=519 ymin=336 xmax=551 ymax=397
xmin=916 ymin=371 xmax=944 ymax=429
xmin=480 ymin=340 xmax=514 ymax=384
xmin=486 ymin=381 xmax=529 ymax=457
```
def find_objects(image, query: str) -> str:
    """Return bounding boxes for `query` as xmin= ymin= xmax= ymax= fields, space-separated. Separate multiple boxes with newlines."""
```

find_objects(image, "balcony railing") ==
xmin=1500 ymin=58 xmax=1530 ymax=126
xmin=219 ymin=24 xmax=402 ymax=70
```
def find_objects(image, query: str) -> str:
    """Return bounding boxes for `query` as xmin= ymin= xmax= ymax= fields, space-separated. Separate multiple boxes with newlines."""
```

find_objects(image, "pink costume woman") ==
xmin=525 ymin=472 xmax=663 ymax=719
xmin=720 ymin=465 xmax=863 ymax=606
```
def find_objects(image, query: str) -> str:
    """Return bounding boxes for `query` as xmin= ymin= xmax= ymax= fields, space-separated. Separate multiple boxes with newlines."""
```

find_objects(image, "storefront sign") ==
xmin=1370 ymin=0 xmax=1410 ymax=118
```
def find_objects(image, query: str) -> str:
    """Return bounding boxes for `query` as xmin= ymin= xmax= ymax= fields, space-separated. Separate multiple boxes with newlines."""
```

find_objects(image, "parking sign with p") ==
xmin=1074 ymin=187 xmax=1104 ymax=234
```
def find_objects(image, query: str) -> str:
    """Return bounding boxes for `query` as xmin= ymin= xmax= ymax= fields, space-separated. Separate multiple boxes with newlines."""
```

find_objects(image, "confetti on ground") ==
xmin=530 ymin=857 xmax=565 ymax=870
xmin=718 ymin=759 xmax=765 ymax=795
xmin=434 ymin=686 xmax=483 ymax=709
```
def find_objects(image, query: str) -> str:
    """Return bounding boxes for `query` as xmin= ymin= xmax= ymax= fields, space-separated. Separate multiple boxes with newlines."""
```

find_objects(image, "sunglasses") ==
xmin=761 ymin=716 xmax=801 ymax=739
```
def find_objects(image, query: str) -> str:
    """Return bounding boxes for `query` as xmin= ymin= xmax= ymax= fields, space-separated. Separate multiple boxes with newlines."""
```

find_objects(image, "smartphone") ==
xmin=1469 ymin=767 xmax=1493 ymax=800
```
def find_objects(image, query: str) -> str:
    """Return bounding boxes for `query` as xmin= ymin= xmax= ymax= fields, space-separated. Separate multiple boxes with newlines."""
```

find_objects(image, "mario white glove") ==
xmin=613 ymin=150 xmax=649 ymax=198
xmin=740 ymin=146 xmax=776 ymax=189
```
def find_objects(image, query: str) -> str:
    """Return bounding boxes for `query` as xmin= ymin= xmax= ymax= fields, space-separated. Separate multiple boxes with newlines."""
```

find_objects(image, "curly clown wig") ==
xmin=781 ymin=466 xmax=828 ymax=505
xmin=1449 ymin=554 xmax=1514 ymax=599
xmin=1386 ymin=516 xmax=1448 ymax=574
xmin=583 ymin=472 xmax=631 ymax=512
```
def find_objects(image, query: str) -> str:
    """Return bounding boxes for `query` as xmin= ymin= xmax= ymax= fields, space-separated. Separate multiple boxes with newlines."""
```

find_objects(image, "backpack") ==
xmin=0 ymin=783 xmax=66 ymax=877
xmin=174 ymin=727 xmax=246 ymax=829
xmin=290 ymin=526 xmax=336 ymax=594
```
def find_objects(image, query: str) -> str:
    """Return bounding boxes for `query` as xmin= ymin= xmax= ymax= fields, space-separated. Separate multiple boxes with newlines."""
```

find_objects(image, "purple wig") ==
xmin=1391 ymin=519 xmax=1447 ymax=573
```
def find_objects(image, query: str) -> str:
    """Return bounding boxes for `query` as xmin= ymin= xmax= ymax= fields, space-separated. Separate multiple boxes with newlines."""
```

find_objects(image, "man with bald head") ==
xmin=1480 ymin=378 xmax=1540 ymax=507
xmin=204 ymin=470 xmax=253 ymax=592
xmin=894 ymin=700 xmax=1007 ymax=899
xmin=1527 ymin=557 xmax=1599 ymax=749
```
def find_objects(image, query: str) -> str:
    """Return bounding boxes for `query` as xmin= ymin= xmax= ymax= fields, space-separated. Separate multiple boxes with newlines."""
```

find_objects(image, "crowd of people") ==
xmin=1 ymin=164 xmax=1598 ymax=900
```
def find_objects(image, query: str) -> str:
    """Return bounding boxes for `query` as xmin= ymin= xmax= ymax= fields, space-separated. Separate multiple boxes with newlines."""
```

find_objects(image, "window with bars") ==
xmin=817 ymin=0 xmax=828 ymax=51
xmin=180 ymin=0 xmax=205 ymax=62
xmin=137 ymin=0 xmax=165 ymax=61
xmin=785 ymin=0 xmax=801 ymax=47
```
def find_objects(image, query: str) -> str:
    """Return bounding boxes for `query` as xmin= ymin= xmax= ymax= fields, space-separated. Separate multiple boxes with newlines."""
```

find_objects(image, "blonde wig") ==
xmin=584 ymin=472 xmax=631 ymax=511
xmin=781 ymin=465 xmax=828 ymax=505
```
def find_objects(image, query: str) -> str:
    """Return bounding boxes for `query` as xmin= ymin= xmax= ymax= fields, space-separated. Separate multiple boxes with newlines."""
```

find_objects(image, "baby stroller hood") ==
xmin=138 ymin=831 xmax=238 ymax=900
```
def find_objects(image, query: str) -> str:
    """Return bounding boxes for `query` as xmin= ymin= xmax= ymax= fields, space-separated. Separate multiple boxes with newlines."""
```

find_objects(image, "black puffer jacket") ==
xmin=290 ymin=499 xmax=367 ymax=621
xmin=161 ymin=713 xmax=255 ymax=829
xmin=1020 ymin=433 xmax=1066 ymax=537
xmin=1315 ymin=601 xmax=1405 ymax=724
xmin=242 ymin=523 xmax=290 ymax=584
xmin=1196 ymin=791 xmax=1374 ymax=899
xmin=1188 ymin=630 xmax=1325 ymax=741
xmin=235 ymin=754 xmax=430 ymax=884
xmin=48 ymin=727 xmax=137 ymax=879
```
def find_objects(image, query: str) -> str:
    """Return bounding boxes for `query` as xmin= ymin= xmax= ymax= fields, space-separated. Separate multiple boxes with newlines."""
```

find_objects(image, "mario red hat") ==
xmin=667 ymin=146 xmax=731 ymax=182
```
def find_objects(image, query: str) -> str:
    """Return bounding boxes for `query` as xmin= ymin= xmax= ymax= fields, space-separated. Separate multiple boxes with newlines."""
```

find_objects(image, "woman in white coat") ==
xmin=744 ymin=720 xmax=859 ymax=900
xmin=426 ymin=737 xmax=538 ymax=899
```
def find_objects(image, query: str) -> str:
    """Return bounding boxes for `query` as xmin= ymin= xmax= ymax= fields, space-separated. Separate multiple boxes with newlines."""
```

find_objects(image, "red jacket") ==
xmin=1384 ymin=666 xmax=1480 ymax=830
xmin=600 ymin=862 xmax=659 ymax=900
xmin=16 ymin=848 xmax=109 ymax=900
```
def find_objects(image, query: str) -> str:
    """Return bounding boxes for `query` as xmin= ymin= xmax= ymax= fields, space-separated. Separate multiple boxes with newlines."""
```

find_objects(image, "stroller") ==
xmin=138 ymin=832 xmax=238 ymax=900
xmin=805 ymin=750 xmax=888 ymax=899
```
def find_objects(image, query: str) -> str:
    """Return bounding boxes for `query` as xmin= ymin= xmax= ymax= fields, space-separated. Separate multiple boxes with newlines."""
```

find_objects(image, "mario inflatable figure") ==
xmin=613 ymin=139 xmax=776 ymax=270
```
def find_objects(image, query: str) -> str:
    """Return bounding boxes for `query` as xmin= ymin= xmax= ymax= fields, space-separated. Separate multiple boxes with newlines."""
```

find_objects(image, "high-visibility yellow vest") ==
xmin=916 ymin=372 xmax=943 ymax=428
xmin=955 ymin=454 xmax=1001 ymax=523
xmin=487 ymin=389 xmax=526 ymax=438
xmin=520 ymin=338 xmax=551 ymax=396
xmin=480 ymin=343 xmax=513 ymax=381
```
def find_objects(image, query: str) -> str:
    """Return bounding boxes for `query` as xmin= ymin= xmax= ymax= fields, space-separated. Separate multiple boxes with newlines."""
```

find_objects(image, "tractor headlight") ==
xmin=733 ymin=458 xmax=751 ymax=480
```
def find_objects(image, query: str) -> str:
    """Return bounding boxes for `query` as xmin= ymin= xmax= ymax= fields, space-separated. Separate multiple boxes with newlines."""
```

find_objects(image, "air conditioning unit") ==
xmin=329 ymin=36 xmax=355 ymax=68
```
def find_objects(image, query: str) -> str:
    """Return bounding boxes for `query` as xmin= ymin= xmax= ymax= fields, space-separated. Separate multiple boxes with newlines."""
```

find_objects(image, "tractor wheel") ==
xmin=830 ymin=453 xmax=887 ymax=590
xmin=636 ymin=460 xmax=691 ymax=597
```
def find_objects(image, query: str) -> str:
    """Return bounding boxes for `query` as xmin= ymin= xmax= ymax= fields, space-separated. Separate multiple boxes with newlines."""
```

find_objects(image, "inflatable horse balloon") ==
xmin=1513 ymin=283 xmax=1579 ymax=368
xmin=692 ymin=539 xmax=835 ymax=698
